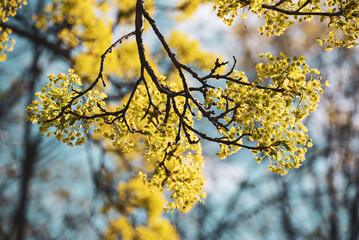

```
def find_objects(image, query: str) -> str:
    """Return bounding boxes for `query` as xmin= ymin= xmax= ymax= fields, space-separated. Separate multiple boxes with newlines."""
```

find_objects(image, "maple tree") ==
xmin=1 ymin=0 xmax=359 ymax=239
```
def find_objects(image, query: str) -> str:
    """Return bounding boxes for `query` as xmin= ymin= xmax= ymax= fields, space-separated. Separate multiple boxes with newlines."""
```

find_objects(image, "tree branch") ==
xmin=239 ymin=0 xmax=343 ymax=16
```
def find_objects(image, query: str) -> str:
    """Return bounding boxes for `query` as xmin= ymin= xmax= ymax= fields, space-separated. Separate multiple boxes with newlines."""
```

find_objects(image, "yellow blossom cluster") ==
xmin=26 ymin=69 xmax=207 ymax=212
xmin=0 ymin=0 xmax=27 ymax=60
xmin=204 ymin=52 xmax=327 ymax=175
xmin=104 ymin=178 xmax=180 ymax=240
xmin=33 ymin=0 xmax=112 ymax=52
xmin=140 ymin=144 xmax=206 ymax=212
xmin=25 ymin=69 xmax=107 ymax=147
xmin=101 ymin=81 xmax=206 ymax=212
xmin=214 ymin=0 xmax=359 ymax=50
xmin=0 ymin=0 xmax=25 ymax=22
xmin=175 ymin=0 xmax=215 ymax=19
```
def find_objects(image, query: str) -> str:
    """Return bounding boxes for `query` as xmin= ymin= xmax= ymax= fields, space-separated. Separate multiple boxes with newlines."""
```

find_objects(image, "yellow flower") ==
xmin=324 ymin=80 xmax=330 ymax=87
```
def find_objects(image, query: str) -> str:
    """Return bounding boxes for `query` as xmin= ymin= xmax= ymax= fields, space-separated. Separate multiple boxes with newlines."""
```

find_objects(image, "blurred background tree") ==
xmin=1 ymin=0 xmax=358 ymax=239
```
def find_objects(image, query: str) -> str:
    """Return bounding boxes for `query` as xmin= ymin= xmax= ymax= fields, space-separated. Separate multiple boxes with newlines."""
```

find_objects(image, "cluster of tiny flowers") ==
xmin=103 ymin=177 xmax=180 ymax=240
xmin=89 ymin=78 xmax=206 ymax=212
xmin=130 ymin=89 xmax=206 ymax=212
xmin=25 ymin=68 xmax=207 ymax=212
xmin=0 ymin=0 xmax=26 ymax=22
xmin=204 ymin=52 xmax=328 ymax=175
xmin=214 ymin=0 xmax=359 ymax=50
xmin=0 ymin=0 xmax=27 ymax=60
xmin=140 ymin=144 xmax=206 ymax=213
xmin=25 ymin=69 xmax=107 ymax=147
xmin=317 ymin=1 xmax=359 ymax=50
